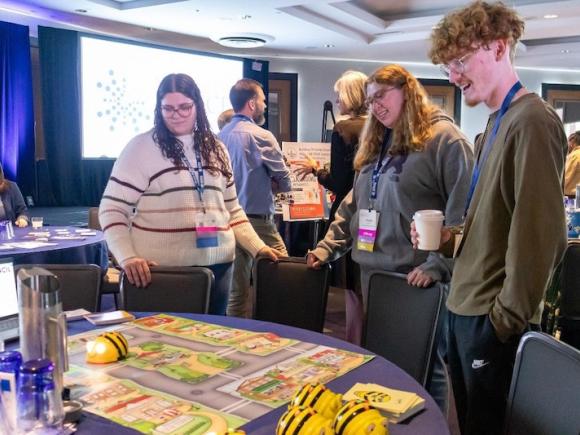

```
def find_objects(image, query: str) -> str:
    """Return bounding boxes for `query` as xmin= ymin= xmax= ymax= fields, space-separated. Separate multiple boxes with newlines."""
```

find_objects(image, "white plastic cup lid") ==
xmin=413 ymin=210 xmax=444 ymax=221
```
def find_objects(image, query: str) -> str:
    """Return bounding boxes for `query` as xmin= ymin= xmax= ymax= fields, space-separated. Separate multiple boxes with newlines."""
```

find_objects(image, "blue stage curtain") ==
xmin=0 ymin=21 xmax=35 ymax=197
xmin=38 ymin=26 xmax=84 ymax=205
xmin=243 ymin=58 xmax=270 ymax=129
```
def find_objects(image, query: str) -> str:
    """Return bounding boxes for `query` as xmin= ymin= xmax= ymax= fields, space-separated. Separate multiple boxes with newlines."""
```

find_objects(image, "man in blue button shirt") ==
xmin=219 ymin=78 xmax=292 ymax=317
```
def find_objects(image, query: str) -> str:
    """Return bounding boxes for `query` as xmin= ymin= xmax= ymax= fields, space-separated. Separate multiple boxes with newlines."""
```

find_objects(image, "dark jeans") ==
xmin=207 ymin=262 xmax=234 ymax=315
xmin=447 ymin=312 xmax=522 ymax=435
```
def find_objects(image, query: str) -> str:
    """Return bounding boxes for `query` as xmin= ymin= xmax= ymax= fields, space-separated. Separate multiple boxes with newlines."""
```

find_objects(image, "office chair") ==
xmin=504 ymin=331 xmax=580 ymax=435
xmin=15 ymin=264 xmax=101 ymax=312
xmin=363 ymin=271 xmax=444 ymax=387
xmin=120 ymin=266 xmax=213 ymax=314
xmin=252 ymin=257 xmax=330 ymax=332
xmin=559 ymin=244 xmax=580 ymax=349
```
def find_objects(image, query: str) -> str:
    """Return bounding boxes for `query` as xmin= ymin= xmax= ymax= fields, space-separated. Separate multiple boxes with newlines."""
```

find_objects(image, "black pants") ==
xmin=447 ymin=312 xmax=523 ymax=435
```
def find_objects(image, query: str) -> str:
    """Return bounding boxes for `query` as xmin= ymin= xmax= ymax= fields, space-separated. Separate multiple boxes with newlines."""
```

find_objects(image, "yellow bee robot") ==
xmin=333 ymin=400 xmax=388 ymax=435
xmin=276 ymin=406 xmax=334 ymax=435
xmin=289 ymin=384 xmax=343 ymax=420
xmin=86 ymin=331 xmax=129 ymax=364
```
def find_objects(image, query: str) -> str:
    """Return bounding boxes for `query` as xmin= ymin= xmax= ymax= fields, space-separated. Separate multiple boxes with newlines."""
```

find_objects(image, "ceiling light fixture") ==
xmin=543 ymin=14 xmax=558 ymax=19
xmin=212 ymin=33 xmax=274 ymax=48
xmin=561 ymin=49 xmax=570 ymax=53
xmin=324 ymin=44 xmax=335 ymax=48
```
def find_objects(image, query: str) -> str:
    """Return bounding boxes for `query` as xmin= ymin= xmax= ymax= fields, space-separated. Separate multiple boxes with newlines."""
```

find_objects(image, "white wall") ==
xmin=268 ymin=57 xmax=580 ymax=144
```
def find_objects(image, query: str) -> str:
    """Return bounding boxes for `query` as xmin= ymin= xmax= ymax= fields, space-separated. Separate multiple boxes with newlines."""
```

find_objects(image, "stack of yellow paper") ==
xmin=343 ymin=383 xmax=425 ymax=423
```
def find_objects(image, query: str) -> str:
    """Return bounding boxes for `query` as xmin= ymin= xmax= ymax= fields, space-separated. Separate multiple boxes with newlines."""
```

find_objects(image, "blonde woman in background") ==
xmin=295 ymin=70 xmax=367 ymax=225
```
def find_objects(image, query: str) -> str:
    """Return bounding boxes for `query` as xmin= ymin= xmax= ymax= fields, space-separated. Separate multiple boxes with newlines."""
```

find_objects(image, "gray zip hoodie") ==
xmin=311 ymin=110 xmax=474 ymax=299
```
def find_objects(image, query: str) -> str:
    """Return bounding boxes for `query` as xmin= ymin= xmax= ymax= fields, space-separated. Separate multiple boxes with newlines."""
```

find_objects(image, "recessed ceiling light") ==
xmin=211 ymin=33 xmax=274 ymax=48
xmin=561 ymin=49 xmax=570 ymax=53
xmin=543 ymin=14 xmax=558 ymax=19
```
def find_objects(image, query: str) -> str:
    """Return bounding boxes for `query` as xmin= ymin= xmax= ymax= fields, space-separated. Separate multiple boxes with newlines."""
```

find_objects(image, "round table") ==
xmin=63 ymin=313 xmax=450 ymax=435
xmin=0 ymin=226 xmax=108 ymax=269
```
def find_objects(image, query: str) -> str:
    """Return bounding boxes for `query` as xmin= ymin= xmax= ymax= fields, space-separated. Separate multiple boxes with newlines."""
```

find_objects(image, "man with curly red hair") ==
xmin=422 ymin=1 xmax=568 ymax=433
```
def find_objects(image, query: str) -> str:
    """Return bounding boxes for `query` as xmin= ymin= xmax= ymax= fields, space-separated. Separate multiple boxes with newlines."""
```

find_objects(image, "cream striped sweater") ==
xmin=99 ymin=130 xmax=266 ymax=267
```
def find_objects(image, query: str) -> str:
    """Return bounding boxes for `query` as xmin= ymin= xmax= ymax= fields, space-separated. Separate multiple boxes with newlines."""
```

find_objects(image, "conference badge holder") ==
xmin=357 ymin=209 xmax=379 ymax=252
xmin=195 ymin=213 xmax=219 ymax=248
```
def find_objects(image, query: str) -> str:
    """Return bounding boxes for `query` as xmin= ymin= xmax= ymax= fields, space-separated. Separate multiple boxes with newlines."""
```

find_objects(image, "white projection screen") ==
xmin=80 ymin=36 xmax=243 ymax=159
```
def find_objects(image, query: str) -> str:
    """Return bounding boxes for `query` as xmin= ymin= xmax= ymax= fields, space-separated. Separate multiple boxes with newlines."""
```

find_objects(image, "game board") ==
xmin=65 ymin=314 xmax=373 ymax=434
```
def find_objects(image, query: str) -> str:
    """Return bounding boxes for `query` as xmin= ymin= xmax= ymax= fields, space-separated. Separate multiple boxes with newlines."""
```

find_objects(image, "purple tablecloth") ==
xmin=64 ymin=313 xmax=450 ymax=435
xmin=0 ymin=226 xmax=108 ymax=269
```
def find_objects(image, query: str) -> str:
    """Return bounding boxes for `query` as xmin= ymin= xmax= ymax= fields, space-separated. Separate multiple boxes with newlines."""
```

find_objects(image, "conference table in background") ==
xmin=61 ymin=313 xmax=450 ymax=435
xmin=0 ymin=226 xmax=108 ymax=269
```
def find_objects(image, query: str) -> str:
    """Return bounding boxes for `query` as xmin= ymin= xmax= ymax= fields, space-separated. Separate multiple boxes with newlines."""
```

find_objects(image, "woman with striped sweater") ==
xmin=99 ymin=73 xmax=279 ymax=315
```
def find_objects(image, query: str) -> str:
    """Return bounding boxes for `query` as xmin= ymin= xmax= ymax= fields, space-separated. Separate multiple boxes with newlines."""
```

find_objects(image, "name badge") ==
xmin=195 ymin=213 xmax=219 ymax=248
xmin=357 ymin=209 xmax=379 ymax=252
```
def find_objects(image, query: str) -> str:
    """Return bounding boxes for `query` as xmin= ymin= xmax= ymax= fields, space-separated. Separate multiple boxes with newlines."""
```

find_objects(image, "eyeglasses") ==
xmin=440 ymin=51 xmax=475 ymax=77
xmin=161 ymin=102 xmax=194 ymax=118
xmin=365 ymin=86 xmax=399 ymax=106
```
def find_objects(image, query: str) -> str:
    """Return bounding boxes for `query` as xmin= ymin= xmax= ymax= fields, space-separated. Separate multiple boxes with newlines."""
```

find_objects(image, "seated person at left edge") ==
xmin=0 ymin=164 xmax=29 ymax=227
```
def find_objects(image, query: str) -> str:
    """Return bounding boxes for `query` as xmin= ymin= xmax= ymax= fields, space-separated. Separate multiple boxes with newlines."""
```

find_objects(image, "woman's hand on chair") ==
xmin=121 ymin=257 xmax=159 ymax=288
xmin=407 ymin=267 xmax=433 ymax=288
xmin=306 ymin=253 xmax=323 ymax=270
xmin=257 ymin=246 xmax=283 ymax=262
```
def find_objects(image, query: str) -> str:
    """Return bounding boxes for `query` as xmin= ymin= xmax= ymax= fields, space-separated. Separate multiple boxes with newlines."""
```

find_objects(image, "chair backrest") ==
xmin=253 ymin=257 xmax=330 ymax=332
xmin=87 ymin=207 xmax=102 ymax=231
xmin=504 ymin=331 xmax=580 ymax=435
xmin=15 ymin=264 xmax=101 ymax=312
xmin=363 ymin=271 xmax=444 ymax=387
xmin=560 ymin=244 xmax=580 ymax=349
xmin=120 ymin=266 xmax=213 ymax=314
xmin=561 ymin=244 xmax=580 ymax=318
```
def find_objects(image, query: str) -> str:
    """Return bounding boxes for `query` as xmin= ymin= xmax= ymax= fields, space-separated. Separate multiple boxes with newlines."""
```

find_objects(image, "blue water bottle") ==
xmin=0 ymin=350 xmax=22 ymax=375
xmin=17 ymin=358 xmax=64 ymax=433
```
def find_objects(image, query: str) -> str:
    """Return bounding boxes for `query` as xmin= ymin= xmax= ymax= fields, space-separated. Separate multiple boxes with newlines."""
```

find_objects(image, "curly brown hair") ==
xmin=429 ymin=1 xmax=524 ymax=65
xmin=354 ymin=65 xmax=437 ymax=171
xmin=153 ymin=74 xmax=231 ymax=179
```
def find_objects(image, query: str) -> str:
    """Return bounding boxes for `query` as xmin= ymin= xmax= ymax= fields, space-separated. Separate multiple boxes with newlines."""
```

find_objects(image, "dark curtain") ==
xmin=38 ymin=26 xmax=114 ymax=206
xmin=243 ymin=58 xmax=269 ymax=129
xmin=38 ymin=26 xmax=83 ymax=205
xmin=0 ymin=21 xmax=35 ymax=198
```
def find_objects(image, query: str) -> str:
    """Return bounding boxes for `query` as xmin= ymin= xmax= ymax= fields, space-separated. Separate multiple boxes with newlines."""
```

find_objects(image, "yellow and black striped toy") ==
xmin=333 ymin=400 xmax=388 ymax=435
xmin=276 ymin=406 xmax=334 ymax=435
xmin=86 ymin=331 xmax=129 ymax=364
xmin=289 ymin=384 xmax=343 ymax=420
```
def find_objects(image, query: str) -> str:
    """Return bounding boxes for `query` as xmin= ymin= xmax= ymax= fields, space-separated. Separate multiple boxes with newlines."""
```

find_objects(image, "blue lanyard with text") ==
xmin=464 ymin=81 xmax=522 ymax=216
xmin=370 ymin=129 xmax=392 ymax=209
xmin=177 ymin=142 xmax=205 ymax=212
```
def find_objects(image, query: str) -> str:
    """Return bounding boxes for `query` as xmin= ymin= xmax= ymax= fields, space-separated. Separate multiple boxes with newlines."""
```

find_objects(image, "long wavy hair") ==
xmin=153 ymin=73 xmax=231 ymax=179
xmin=354 ymin=65 xmax=437 ymax=171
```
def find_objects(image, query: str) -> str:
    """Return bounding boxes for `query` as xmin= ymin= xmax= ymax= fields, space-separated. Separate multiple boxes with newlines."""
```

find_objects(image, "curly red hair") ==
xmin=429 ymin=1 xmax=524 ymax=64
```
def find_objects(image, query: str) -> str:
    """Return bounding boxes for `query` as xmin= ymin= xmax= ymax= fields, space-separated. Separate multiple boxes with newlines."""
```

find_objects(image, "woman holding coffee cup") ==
xmin=307 ymin=64 xmax=473 ymax=302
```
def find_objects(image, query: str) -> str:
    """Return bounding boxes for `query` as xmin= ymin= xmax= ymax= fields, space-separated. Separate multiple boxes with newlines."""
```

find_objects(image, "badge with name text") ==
xmin=195 ymin=213 xmax=219 ymax=248
xmin=357 ymin=209 xmax=379 ymax=252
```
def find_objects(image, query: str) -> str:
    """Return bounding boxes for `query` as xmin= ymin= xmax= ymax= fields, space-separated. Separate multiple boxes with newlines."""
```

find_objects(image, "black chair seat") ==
xmin=120 ymin=266 xmax=213 ymax=314
xmin=252 ymin=257 xmax=330 ymax=332
xmin=363 ymin=271 xmax=444 ymax=387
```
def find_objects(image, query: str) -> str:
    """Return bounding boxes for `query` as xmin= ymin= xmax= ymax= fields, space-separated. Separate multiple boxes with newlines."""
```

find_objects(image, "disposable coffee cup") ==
xmin=413 ymin=210 xmax=445 ymax=250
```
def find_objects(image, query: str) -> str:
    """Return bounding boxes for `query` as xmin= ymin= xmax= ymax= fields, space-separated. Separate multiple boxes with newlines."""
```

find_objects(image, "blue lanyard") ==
xmin=464 ymin=81 xmax=522 ymax=215
xmin=177 ymin=141 xmax=205 ymax=209
xmin=370 ymin=129 xmax=392 ymax=207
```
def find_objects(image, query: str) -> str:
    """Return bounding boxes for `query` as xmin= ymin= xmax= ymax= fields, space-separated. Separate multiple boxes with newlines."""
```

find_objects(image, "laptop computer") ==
xmin=0 ymin=259 xmax=19 ymax=342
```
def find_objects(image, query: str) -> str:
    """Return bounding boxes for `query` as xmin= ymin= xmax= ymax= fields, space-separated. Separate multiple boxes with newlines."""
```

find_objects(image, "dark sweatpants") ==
xmin=447 ymin=312 xmax=523 ymax=435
